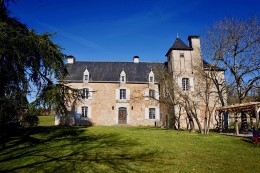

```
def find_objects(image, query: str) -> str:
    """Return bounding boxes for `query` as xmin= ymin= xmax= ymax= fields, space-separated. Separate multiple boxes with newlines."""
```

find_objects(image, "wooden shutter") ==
xmin=145 ymin=89 xmax=149 ymax=100
xmin=126 ymin=89 xmax=130 ymax=100
xmin=89 ymin=88 xmax=93 ymax=99
xmin=190 ymin=78 xmax=194 ymax=91
xmin=88 ymin=106 xmax=92 ymax=118
xmin=155 ymin=90 xmax=160 ymax=100
xmin=77 ymin=106 xmax=82 ymax=117
xmin=116 ymin=89 xmax=119 ymax=100
xmin=145 ymin=108 xmax=149 ymax=119
xmin=155 ymin=108 xmax=160 ymax=120
xmin=178 ymin=77 xmax=182 ymax=88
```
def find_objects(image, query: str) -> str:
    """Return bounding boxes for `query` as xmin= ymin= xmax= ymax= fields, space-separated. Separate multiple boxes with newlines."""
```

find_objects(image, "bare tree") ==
xmin=204 ymin=17 xmax=260 ymax=130
xmin=205 ymin=17 xmax=260 ymax=103
xmin=195 ymin=65 xmax=225 ymax=134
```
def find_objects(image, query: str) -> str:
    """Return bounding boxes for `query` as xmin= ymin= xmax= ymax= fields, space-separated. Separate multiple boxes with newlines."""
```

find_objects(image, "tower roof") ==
xmin=165 ymin=37 xmax=193 ymax=56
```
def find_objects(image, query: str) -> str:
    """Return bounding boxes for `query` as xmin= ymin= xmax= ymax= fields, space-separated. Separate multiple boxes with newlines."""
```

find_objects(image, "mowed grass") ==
xmin=0 ymin=116 xmax=260 ymax=172
xmin=38 ymin=115 xmax=54 ymax=126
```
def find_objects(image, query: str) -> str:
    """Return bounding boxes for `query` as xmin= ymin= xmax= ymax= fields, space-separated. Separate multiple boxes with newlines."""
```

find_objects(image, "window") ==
xmin=180 ymin=52 xmax=184 ymax=58
xmin=84 ymin=75 xmax=89 ymax=81
xmin=149 ymin=108 xmax=155 ymax=119
xmin=182 ymin=78 xmax=190 ymax=91
xmin=149 ymin=70 xmax=154 ymax=84
xmin=82 ymin=106 xmax=88 ymax=117
xmin=82 ymin=88 xmax=89 ymax=99
xmin=149 ymin=89 xmax=155 ymax=98
xmin=120 ymin=70 xmax=126 ymax=84
xmin=150 ymin=77 xmax=154 ymax=83
xmin=83 ymin=66 xmax=89 ymax=82
xmin=120 ymin=89 xmax=126 ymax=99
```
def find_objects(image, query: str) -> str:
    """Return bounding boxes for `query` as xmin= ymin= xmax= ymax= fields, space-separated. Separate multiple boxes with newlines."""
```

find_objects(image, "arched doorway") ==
xmin=118 ymin=107 xmax=127 ymax=124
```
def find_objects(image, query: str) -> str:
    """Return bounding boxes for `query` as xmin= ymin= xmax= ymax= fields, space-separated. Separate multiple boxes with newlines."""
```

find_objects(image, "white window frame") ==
xmin=149 ymin=89 xmax=155 ymax=98
xmin=84 ymin=75 xmax=89 ymax=81
xmin=182 ymin=78 xmax=190 ymax=91
xmin=149 ymin=108 xmax=156 ymax=119
xmin=82 ymin=88 xmax=89 ymax=99
xmin=148 ymin=70 xmax=154 ymax=84
xmin=82 ymin=106 xmax=88 ymax=118
xmin=83 ymin=66 xmax=89 ymax=83
xmin=120 ymin=89 xmax=126 ymax=99
xmin=120 ymin=70 xmax=126 ymax=84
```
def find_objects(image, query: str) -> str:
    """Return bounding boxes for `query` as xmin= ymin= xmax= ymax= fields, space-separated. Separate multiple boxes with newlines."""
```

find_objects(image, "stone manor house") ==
xmin=55 ymin=36 xmax=225 ymax=128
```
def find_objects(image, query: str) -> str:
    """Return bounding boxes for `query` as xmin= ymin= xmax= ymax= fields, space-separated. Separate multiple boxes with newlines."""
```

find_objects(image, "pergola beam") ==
xmin=216 ymin=102 xmax=260 ymax=134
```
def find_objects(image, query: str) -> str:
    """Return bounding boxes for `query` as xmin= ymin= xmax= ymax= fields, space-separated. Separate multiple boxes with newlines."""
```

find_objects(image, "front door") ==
xmin=118 ymin=107 xmax=127 ymax=124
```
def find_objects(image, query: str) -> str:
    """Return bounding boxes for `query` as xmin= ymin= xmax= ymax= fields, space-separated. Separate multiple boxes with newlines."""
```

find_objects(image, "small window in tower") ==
xmin=180 ymin=52 xmax=184 ymax=58
xmin=182 ymin=78 xmax=190 ymax=91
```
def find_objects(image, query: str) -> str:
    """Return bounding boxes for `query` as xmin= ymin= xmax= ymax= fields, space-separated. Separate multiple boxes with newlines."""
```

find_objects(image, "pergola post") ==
xmin=219 ymin=111 xmax=223 ymax=132
xmin=235 ymin=113 xmax=239 ymax=135
xmin=216 ymin=102 xmax=260 ymax=134
xmin=256 ymin=106 xmax=260 ymax=129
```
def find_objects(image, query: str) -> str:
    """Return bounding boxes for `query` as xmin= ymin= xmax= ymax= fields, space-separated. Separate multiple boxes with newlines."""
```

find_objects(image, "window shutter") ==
xmin=145 ymin=108 xmax=149 ymax=119
xmin=126 ymin=89 xmax=130 ymax=100
xmin=116 ymin=89 xmax=119 ymax=100
xmin=155 ymin=90 xmax=160 ymax=100
xmin=178 ymin=78 xmax=182 ymax=88
xmin=190 ymin=78 xmax=194 ymax=91
xmin=75 ymin=106 xmax=81 ymax=119
xmin=89 ymin=88 xmax=93 ymax=99
xmin=155 ymin=108 xmax=160 ymax=120
xmin=77 ymin=106 xmax=82 ymax=117
xmin=145 ymin=89 xmax=149 ymax=100
xmin=88 ymin=106 xmax=92 ymax=118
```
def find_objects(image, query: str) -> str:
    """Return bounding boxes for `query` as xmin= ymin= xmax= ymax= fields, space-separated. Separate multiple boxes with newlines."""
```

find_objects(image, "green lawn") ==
xmin=1 ymin=117 xmax=260 ymax=172
xmin=38 ymin=115 xmax=55 ymax=126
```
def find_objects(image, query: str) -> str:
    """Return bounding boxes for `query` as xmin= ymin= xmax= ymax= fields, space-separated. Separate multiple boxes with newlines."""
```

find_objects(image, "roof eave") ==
xmin=165 ymin=48 xmax=193 ymax=56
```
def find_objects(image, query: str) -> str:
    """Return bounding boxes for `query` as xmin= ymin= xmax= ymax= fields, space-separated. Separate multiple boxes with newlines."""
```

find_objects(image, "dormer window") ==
xmin=150 ymin=77 xmax=154 ymax=83
xmin=84 ymin=75 xmax=89 ymax=81
xmin=83 ymin=66 xmax=89 ymax=83
xmin=120 ymin=70 xmax=126 ymax=84
xmin=148 ymin=70 xmax=154 ymax=84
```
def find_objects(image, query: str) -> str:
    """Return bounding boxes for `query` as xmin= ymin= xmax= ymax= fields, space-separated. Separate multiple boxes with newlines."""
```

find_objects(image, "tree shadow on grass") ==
xmin=0 ymin=126 xmax=156 ymax=172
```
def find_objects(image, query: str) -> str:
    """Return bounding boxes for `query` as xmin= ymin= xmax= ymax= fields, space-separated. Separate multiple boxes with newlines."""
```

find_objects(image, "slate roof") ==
xmin=61 ymin=59 xmax=224 ymax=83
xmin=165 ymin=37 xmax=193 ymax=56
xmin=62 ymin=61 xmax=166 ymax=83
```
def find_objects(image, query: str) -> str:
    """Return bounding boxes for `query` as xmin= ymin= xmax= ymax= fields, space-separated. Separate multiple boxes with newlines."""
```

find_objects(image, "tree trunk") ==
xmin=194 ymin=115 xmax=203 ymax=134
xmin=187 ymin=114 xmax=195 ymax=132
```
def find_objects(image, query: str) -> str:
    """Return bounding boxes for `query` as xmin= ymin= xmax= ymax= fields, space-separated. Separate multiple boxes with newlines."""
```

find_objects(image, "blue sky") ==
xmin=9 ymin=0 xmax=260 ymax=63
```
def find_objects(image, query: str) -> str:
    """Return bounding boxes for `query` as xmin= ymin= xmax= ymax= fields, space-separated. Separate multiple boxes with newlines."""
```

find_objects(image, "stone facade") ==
xmin=55 ymin=35 xmax=225 ymax=128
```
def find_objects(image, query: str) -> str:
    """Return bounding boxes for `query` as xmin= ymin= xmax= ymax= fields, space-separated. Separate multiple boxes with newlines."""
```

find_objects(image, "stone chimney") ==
xmin=67 ymin=55 xmax=75 ymax=64
xmin=188 ymin=35 xmax=200 ymax=49
xmin=133 ymin=56 xmax=139 ymax=63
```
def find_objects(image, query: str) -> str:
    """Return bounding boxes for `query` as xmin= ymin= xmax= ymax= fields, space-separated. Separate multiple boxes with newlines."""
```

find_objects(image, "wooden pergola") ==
xmin=216 ymin=102 xmax=260 ymax=135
